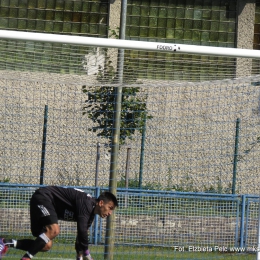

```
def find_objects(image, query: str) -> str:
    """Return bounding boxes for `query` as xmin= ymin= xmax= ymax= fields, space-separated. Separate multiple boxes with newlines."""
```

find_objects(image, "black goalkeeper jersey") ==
xmin=37 ymin=186 xmax=96 ymax=251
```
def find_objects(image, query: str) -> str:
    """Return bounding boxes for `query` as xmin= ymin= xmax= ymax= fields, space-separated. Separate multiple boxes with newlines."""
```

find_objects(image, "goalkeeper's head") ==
xmin=94 ymin=191 xmax=118 ymax=218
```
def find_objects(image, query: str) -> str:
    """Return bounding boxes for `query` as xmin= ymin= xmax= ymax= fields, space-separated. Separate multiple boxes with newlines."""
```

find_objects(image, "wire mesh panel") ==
xmin=0 ymin=0 xmax=109 ymax=37
xmin=2 ymin=185 xmax=258 ymax=260
xmin=0 ymin=0 xmax=110 ymax=73
xmin=126 ymin=0 xmax=237 ymax=81
xmin=244 ymin=196 xmax=260 ymax=250
xmin=126 ymin=0 xmax=237 ymax=47
xmin=112 ymin=191 xmax=240 ymax=248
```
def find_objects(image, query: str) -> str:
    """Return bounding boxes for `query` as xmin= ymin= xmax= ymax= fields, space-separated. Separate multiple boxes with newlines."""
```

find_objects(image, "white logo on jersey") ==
xmin=0 ymin=243 xmax=5 ymax=254
xmin=38 ymin=205 xmax=50 ymax=216
xmin=73 ymin=188 xmax=92 ymax=198
xmin=74 ymin=188 xmax=84 ymax=193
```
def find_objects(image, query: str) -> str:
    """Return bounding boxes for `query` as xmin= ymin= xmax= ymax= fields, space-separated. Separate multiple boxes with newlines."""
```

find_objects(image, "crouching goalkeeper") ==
xmin=0 ymin=186 xmax=118 ymax=260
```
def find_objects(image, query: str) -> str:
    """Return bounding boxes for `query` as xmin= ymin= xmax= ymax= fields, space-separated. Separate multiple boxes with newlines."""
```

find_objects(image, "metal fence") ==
xmin=0 ymin=184 xmax=259 ymax=259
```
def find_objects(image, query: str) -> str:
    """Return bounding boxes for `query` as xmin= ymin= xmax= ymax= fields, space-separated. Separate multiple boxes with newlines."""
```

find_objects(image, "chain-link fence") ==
xmin=1 ymin=64 xmax=260 ymax=194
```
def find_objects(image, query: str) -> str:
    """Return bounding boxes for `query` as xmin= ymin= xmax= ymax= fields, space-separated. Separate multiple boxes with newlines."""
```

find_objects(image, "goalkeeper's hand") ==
xmin=83 ymin=254 xmax=93 ymax=260
xmin=77 ymin=250 xmax=94 ymax=260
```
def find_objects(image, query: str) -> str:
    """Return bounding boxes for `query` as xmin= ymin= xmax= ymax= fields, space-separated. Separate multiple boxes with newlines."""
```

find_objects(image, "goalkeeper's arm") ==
xmin=75 ymin=236 xmax=93 ymax=260
xmin=76 ymin=214 xmax=94 ymax=259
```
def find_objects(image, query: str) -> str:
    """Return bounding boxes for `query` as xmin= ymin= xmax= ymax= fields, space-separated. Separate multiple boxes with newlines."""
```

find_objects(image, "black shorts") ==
xmin=30 ymin=189 xmax=58 ymax=237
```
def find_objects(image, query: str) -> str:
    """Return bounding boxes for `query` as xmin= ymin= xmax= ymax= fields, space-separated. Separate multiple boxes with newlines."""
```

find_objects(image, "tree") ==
xmin=82 ymin=50 xmax=153 ymax=148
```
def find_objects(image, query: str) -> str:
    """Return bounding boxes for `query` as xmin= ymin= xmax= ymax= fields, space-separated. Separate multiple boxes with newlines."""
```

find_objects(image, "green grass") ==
xmin=5 ymin=244 xmax=256 ymax=260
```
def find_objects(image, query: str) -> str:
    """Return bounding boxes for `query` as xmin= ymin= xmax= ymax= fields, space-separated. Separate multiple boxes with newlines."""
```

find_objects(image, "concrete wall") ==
xmin=236 ymin=0 xmax=256 ymax=77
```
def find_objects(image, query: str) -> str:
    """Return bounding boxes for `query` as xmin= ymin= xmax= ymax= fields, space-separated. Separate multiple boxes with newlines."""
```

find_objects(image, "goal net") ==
xmin=1 ymin=30 xmax=260 ymax=260
xmin=1 ymin=30 xmax=260 ymax=193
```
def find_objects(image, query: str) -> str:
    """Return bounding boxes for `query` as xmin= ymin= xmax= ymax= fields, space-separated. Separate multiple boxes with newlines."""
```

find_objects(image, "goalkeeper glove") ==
xmin=82 ymin=250 xmax=93 ymax=260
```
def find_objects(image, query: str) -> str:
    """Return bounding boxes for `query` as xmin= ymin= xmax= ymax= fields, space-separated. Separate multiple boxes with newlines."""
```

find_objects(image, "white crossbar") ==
xmin=0 ymin=29 xmax=260 ymax=59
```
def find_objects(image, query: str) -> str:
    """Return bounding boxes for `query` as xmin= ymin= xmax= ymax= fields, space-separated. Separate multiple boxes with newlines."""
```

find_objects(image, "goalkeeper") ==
xmin=0 ymin=186 xmax=118 ymax=260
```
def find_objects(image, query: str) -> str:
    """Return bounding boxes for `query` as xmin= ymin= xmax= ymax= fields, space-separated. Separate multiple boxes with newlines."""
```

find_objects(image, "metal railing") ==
xmin=0 ymin=184 xmax=258 ymax=251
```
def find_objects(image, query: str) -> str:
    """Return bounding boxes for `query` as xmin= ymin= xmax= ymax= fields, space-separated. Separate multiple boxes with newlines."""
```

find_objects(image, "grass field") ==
xmin=4 ymin=244 xmax=257 ymax=260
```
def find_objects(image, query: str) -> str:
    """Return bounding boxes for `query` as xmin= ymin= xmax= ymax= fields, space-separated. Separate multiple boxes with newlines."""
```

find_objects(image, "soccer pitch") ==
xmin=5 ymin=245 xmax=256 ymax=260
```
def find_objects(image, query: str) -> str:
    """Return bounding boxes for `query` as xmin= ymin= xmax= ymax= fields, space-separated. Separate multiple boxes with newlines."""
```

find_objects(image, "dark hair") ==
xmin=98 ymin=191 xmax=118 ymax=207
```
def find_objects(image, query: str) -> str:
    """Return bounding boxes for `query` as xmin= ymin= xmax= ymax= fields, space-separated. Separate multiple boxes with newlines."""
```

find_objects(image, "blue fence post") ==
xmin=240 ymin=195 xmax=246 ymax=248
